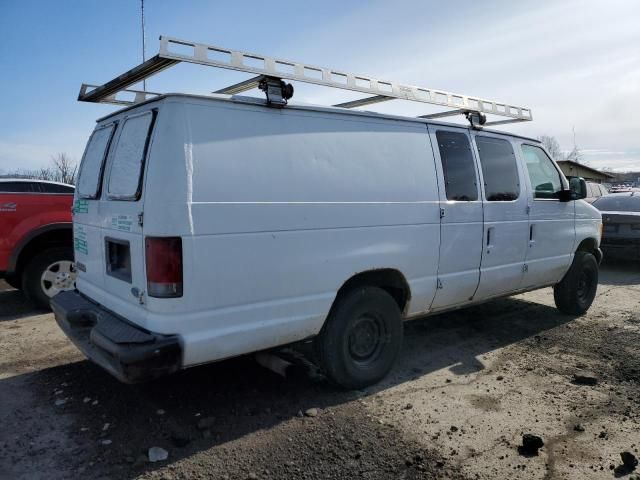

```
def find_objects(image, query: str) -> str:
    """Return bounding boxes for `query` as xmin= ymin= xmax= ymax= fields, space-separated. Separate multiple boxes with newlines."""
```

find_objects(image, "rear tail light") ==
xmin=145 ymin=237 xmax=183 ymax=298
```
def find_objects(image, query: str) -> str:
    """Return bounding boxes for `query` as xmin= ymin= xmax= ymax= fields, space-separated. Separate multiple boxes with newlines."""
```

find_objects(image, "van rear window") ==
xmin=77 ymin=124 xmax=115 ymax=198
xmin=108 ymin=111 xmax=155 ymax=200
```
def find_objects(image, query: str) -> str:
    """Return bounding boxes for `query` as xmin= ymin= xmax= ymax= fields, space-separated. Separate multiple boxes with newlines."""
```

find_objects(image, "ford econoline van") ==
xmin=52 ymin=38 xmax=602 ymax=388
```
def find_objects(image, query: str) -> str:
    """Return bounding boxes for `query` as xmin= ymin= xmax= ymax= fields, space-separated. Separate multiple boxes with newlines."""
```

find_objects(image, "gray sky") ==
xmin=1 ymin=0 xmax=638 ymax=172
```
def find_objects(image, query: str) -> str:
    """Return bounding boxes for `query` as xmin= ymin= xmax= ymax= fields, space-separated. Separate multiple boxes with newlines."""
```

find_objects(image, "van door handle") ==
xmin=486 ymin=226 xmax=494 ymax=254
xmin=529 ymin=224 xmax=536 ymax=247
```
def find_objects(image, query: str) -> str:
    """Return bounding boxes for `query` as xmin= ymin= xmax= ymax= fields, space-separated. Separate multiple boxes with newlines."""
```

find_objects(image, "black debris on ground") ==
xmin=571 ymin=374 xmax=598 ymax=386
xmin=518 ymin=434 xmax=544 ymax=457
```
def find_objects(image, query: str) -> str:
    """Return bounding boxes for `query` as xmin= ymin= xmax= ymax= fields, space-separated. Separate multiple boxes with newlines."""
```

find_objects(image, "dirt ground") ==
xmin=1 ymin=262 xmax=639 ymax=480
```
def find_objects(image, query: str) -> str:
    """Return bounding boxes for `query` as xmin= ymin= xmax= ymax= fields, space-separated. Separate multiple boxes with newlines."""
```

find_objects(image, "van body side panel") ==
xmin=574 ymin=200 xmax=603 ymax=256
xmin=148 ymin=99 xmax=440 ymax=366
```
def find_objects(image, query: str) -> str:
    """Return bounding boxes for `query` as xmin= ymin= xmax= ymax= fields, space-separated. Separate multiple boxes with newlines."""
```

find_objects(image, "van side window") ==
xmin=475 ymin=136 xmax=520 ymax=201
xmin=108 ymin=112 xmax=155 ymax=200
xmin=77 ymin=124 xmax=116 ymax=199
xmin=435 ymin=131 xmax=478 ymax=201
xmin=521 ymin=144 xmax=563 ymax=199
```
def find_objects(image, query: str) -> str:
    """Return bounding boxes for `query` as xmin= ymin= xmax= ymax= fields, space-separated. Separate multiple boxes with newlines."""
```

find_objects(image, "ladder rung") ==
xmin=79 ymin=84 xmax=162 ymax=106
xmin=418 ymin=109 xmax=469 ymax=119
xmin=214 ymin=75 xmax=264 ymax=94
xmin=78 ymin=56 xmax=177 ymax=103
xmin=334 ymin=95 xmax=393 ymax=109
xmin=483 ymin=118 xmax=529 ymax=127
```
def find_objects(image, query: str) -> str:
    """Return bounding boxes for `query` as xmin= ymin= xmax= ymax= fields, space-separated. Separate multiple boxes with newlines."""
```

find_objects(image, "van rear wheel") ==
xmin=553 ymin=251 xmax=598 ymax=315
xmin=315 ymin=287 xmax=403 ymax=389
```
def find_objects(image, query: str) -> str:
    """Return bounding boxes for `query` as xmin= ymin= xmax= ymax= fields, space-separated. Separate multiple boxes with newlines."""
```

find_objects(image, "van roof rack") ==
xmin=78 ymin=35 xmax=532 ymax=127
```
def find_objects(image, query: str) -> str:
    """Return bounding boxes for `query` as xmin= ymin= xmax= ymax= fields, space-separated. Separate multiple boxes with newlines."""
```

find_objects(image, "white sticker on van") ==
xmin=110 ymin=214 xmax=134 ymax=232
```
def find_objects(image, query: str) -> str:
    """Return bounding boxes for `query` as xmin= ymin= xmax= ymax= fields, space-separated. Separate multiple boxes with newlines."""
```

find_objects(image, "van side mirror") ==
xmin=561 ymin=176 xmax=587 ymax=201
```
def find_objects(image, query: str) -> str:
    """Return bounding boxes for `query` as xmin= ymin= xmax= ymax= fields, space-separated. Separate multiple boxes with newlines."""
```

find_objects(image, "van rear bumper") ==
xmin=51 ymin=290 xmax=182 ymax=383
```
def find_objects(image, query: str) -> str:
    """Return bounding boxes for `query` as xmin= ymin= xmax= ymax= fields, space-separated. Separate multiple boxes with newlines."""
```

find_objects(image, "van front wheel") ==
xmin=315 ymin=287 xmax=403 ymax=389
xmin=553 ymin=251 xmax=598 ymax=315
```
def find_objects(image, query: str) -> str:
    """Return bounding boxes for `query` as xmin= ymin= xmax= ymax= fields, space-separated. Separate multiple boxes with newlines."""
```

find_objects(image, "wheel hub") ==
xmin=348 ymin=315 xmax=382 ymax=361
xmin=577 ymin=271 xmax=591 ymax=300
xmin=41 ymin=261 xmax=77 ymax=298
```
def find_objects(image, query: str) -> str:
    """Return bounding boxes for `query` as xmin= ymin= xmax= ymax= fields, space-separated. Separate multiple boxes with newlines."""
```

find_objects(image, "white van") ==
xmin=52 ymin=39 xmax=603 ymax=388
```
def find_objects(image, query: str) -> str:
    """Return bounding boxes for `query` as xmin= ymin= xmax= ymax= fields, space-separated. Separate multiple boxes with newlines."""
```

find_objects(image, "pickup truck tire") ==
xmin=4 ymin=275 xmax=20 ymax=290
xmin=22 ymin=247 xmax=75 ymax=310
xmin=315 ymin=287 xmax=403 ymax=389
xmin=553 ymin=251 xmax=598 ymax=315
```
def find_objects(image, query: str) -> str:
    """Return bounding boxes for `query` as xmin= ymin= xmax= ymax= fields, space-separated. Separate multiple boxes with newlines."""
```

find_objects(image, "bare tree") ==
xmin=51 ymin=153 xmax=78 ymax=184
xmin=2 ymin=154 xmax=78 ymax=184
xmin=538 ymin=135 xmax=563 ymax=160
xmin=564 ymin=146 xmax=582 ymax=164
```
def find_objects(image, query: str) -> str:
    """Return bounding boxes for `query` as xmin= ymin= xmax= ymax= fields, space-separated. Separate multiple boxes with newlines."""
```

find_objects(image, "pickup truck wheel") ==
xmin=553 ymin=251 xmax=598 ymax=315
xmin=22 ymin=247 xmax=76 ymax=310
xmin=315 ymin=287 xmax=403 ymax=389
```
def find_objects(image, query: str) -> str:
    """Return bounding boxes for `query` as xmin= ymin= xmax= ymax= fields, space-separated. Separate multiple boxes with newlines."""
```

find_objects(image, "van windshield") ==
xmin=77 ymin=124 xmax=115 ymax=198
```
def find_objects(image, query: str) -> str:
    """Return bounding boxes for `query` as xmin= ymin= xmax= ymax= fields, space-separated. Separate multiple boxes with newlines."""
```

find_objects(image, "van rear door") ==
xmin=74 ymin=122 xmax=117 ymax=292
xmin=100 ymin=111 xmax=156 ymax=306
xmin=75 ymin=110 xmax=156 ymax=308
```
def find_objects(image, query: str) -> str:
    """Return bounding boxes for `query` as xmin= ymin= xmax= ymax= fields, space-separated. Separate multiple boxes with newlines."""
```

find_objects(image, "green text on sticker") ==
xmin=74 ymin=227 xmax=88 ymax=255
xmin=73 ymin=199 xmax=89 ymax=214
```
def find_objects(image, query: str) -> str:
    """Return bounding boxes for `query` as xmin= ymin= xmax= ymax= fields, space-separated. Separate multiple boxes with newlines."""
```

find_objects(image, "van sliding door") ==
xmin=472 ymin=133 xmax=529 ymax=299
xmin=427 ymin=125 xmax=484 ymax=310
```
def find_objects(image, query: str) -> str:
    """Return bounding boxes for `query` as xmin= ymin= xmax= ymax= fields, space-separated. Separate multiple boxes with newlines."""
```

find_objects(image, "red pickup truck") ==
xmin=0 ymin=179 xmax=76 ymax=308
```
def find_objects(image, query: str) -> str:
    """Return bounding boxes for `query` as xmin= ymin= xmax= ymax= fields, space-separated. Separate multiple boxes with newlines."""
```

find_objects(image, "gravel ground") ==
xmin=1 ymin=261 xmax=639 ymax=480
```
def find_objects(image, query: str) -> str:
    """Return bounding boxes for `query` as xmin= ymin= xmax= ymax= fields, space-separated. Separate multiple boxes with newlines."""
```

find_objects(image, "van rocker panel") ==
xmin=50 ymin=290 xmax=181 ymax=383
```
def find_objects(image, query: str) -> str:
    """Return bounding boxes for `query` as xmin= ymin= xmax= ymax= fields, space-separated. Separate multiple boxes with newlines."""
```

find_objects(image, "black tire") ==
xmin=4 ymin=274 xmax=20 ymax=290
xmin=22 ymin=247 xmax=75 ymax=310
xmin=315 ymin=287 xmax=403 ymax=389
xmin=554 ymin=251 xmax=598 ymax=315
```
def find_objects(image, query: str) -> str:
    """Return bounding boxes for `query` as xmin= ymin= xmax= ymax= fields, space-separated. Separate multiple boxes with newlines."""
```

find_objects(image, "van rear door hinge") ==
xmin=131 ymin=287 xmax=145 ymax=304
xmin=437 ymin=278 xmax=444 ymax=289
xmin=440 ymin=208 xmax=445 ymax=219
xmin=137 ymin=212 xmax=144 ymax=227
xmin=522 ymin=263 xmax=529 ymax=273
